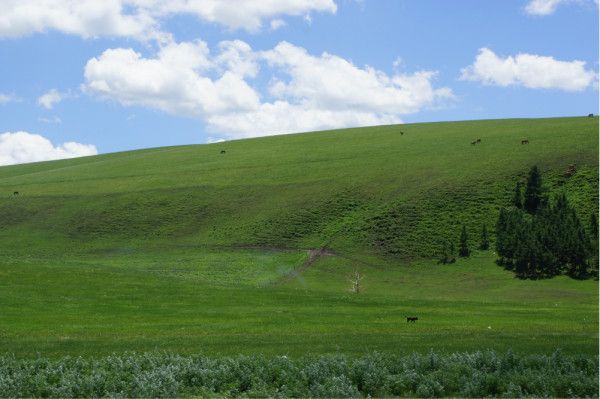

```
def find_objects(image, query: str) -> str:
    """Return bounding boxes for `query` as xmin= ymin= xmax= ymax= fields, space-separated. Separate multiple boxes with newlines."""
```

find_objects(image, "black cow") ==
xmin=406 ymin=316 xmax=418 ymax=323
xmin=13 ymin=191 xmax=19 ymax=196
xmin=220 ymin=150 xmax=226 ymax=154
xmin=521 ymin=139 xmax=529 ymax=145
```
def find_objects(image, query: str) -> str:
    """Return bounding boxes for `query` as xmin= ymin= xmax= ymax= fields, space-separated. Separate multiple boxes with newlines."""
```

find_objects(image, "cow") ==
xmin=220 ymin=150 xmax=226 ymax=154
xmin=521 ymin=139 xmax=529 ymax=145
xmin=406 ymin=316 xmax=418 ymax=323
xmin=400 ymin=131 xmax=404 ymax=136
xmin=13 ymin=191 xmax=19 ymax=196
xmin=476 ymin=138 xmax=481 ymax=143
xmin=471 ymin=141 xmax=477 ymax=145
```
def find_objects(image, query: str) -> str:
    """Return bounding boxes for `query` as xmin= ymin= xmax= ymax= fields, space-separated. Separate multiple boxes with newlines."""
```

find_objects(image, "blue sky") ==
xmin=0 ymin=0 xmax=597 ymax=164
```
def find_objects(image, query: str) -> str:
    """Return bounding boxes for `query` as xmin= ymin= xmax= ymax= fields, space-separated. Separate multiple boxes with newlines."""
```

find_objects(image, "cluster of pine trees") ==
xmin=496 ymin=166 xmax=598 ymax=279
xmin=439 ymin=224 xmax=489 ymax=264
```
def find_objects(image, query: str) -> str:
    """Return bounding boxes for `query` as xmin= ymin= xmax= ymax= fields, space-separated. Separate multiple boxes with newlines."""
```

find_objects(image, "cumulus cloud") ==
xmin=84 ymin=40 xmax=453 ymax=139
xmin=137 ymin=0 xmax=336 ymax=32
xmin=0 ymin=131 xmax=97 ymax=166
xmin=0 ymin=0 xmax=158 ymax=40
xmin=37 ymin=89 xmax=63 ymax=109
xmin=263 ymin=42 xmax=453 ymax=115
xmin=461 ymin=48 xmax=597 ymax=91
xmin=84 ymin=41 xmax=260 ymax=118
xmin=0 ymin=0 xmax=336 ymax=39
xmin=206 ymin=102 xmax=402 ymax=138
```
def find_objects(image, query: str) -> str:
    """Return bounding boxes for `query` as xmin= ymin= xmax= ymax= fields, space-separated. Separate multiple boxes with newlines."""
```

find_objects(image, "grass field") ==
xmin=0 ymin=117 xmax=597 ymax=358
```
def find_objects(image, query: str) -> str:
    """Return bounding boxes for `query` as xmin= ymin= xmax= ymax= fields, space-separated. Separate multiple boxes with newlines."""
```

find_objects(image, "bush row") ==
xmin=0 ymin=350 xmax=597 ymax=398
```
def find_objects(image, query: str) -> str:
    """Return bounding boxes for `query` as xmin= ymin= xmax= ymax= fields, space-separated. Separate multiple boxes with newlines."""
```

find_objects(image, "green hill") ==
xmin=0 ymin=116 xmax=597 ymax=357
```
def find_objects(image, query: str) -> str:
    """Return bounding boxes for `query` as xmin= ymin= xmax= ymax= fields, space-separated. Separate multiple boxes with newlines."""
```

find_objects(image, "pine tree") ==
xmin=513 ymin=182 xmax=523 ymax=209
xmin=495 ymin=208 xmax=507 ymax=261
xmin=524 ymin=165 xmax=543 ymax=214
xmin=590 ymin=213 xmax=598 ymax=243
xmin=449 ymin=241 xmax=456 ymax=263
xmin=458 ymin=225 xmax=470 ymax=257
xmin=479 ymin=223 xmax=490 ymax=250
xmin=589 ymin=213 xmax=599 ymax=276
xmin=438 ymin=239 xmax=456 ymax=264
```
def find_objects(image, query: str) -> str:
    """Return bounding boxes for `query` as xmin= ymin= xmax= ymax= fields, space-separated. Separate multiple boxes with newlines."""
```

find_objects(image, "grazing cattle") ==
xmin=406 ymin=316 xmax=418 ymax=323
xmin=588 ymin=113 xmax=594 ymax=117
xmin=521 ymin=139 xmax=529 ymax=145
xmin=471 ymin=141 xmax=476 ymax=145
xmin=476 ymin=138 xmax=481 ymax=143
xmin=220 ymin=150 xmax=226 ymax=154
xmin=400 ymin=131 xmax=404 ymax=135
xmin=13 ymin=191 xmax=19 ymax=196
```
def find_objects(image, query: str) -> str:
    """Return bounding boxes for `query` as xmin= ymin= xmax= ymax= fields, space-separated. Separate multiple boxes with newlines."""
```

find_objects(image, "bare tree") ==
xmin=348 ymin=270 xmax=364 ymax=294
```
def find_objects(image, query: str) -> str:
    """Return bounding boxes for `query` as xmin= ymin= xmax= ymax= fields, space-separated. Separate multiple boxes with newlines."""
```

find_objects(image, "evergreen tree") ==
xmin=458 ymin=225 xmax=470 ymax=257
xmin=479 ymin=223 xmax=490 ymax=250
xmin=495 ymin=208 xmax=507 ymax=262
xmin=439 ymin=239 xmax=456 ymax=264
xmin=513 ymin=182 xmax=523 ymax=209
xmin=590 ymin=213 xmax=598 ymax=243
xmin=565 ymin=208 xmax=589 ymax=278
xmin=524 ymin=166 xmax=543 ymax=214
xmin=495 ymin=167 xmax=593 ymax=280
xmin=589 ymin=213 xmax=599 ymax=276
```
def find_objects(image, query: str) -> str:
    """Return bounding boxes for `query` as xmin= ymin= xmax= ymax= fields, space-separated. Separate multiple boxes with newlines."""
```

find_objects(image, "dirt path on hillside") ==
xmin=274 ymin=247 xmax=337 ymax=285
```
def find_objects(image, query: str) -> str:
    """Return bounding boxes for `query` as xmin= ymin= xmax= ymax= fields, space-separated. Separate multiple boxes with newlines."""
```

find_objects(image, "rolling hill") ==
xmin=0 ymin=116 xmax=597 ymax=357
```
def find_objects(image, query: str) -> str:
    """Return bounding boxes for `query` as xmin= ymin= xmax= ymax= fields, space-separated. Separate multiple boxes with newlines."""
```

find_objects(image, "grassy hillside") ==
xmin=0 ymin=117 xmax=597 ymax=357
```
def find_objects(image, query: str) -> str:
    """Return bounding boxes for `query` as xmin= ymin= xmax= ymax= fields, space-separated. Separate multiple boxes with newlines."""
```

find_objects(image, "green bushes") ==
xmin=0 ymin=351 xmax=597 ymax=398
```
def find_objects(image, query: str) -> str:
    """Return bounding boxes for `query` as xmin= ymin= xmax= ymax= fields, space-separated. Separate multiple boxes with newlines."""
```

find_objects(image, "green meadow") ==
xmin=0 ymin=117 xmax=597 ymax=358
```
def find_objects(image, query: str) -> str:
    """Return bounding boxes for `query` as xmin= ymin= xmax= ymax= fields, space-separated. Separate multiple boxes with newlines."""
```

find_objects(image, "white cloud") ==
xmin=137 ymin=0 xmax=336 ymax=32
xmin=206 ymin=101 xmax=402 ymax=138
xmin=39 ymin=116 xmax=62 ymax=124
xmin=206 ymin=137 xmax=226 ymax=144
xmin=270 ymin=19 xmax=286 ymax=30
xmin=0 ymin=131 xmax=97 ymax=166
xmin=215 ymin=40 xmax=259 ymax=78
xmin=84 ymin=41 xmax=260 ymax=118
xmin=524 ymin=0 xmax=598 ymax=15
xmin=37 ymin=89 xmax=63 ymax=109
xmin=0 ymin=0 xmax=336 ymax=39
xmin=0 ymin=0 xmax=158 ymax=40
xmin=525 ymin=0 xmax=563 ymax=14
xmin=263 ymin=42 xmax=453 ymax=115
xmin=84 ymin=40 xmax=453 ymax=139
xmin=461 ymin=48 xmax=597 ymax=91
xmin=0 ymin=93 xmax=19 ymax=104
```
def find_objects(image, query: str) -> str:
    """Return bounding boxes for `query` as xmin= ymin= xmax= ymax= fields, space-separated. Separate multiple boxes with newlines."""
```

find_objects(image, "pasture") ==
xmin=0 ymin=117 xmax=597 ymax=358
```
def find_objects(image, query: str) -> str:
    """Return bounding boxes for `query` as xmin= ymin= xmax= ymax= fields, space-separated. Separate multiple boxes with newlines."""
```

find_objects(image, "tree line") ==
xmin=496 ymin=165 xmax=598 ymax=279
xmin=439 ymin=165 xmax=598 ymax=279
